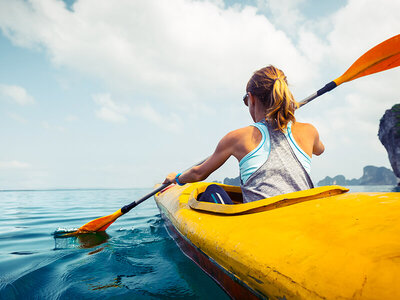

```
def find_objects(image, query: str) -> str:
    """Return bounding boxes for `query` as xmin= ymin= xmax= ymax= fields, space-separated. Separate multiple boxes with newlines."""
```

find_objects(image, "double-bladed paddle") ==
xmin=67 ymin=34 xmax=400 ymax=235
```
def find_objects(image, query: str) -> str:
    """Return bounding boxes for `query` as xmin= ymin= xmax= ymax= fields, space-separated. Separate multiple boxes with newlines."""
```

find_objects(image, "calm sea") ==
xmin=0 ymin=185 xmax=398 ymax=299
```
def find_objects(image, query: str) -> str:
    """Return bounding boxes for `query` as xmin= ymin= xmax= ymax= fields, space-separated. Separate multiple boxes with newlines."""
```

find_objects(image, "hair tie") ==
xmin=273 ymin=76 xmax=285 ymax=86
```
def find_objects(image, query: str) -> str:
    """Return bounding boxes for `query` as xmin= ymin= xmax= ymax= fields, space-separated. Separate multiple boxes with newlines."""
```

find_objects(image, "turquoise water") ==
xmin=345 ymin=185 xmax=400 ymax=193
xmin=0 ymin=189 xmax=229 ymax=299
xmin=0 ymin=186 xmax=398 ymax=299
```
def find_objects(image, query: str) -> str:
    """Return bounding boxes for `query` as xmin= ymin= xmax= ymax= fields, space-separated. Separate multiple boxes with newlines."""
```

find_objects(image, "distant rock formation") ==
xmin=318 ymin=175 xmax=357 ymax=186
xmin=317 ymin=166 xmax=398 ymax=186
xmin=223 ymin=176 xmax=241 ymax=186
xmin=379 ymin=104 xmax=400 ymax=184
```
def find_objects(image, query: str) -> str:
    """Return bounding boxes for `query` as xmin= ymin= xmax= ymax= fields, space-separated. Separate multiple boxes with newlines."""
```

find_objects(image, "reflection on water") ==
xmin=53 ymin=231 xmax=110 ymax=250
xmin=9 ymin=251 xmax=37 ymax=255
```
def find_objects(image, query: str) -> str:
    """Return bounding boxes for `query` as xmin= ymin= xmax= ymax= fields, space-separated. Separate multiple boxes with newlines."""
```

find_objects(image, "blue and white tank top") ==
xmin=240 ymin=121 xmax=314 ymax=202
xmin=239 ymin=121 xmax=311 ymax=184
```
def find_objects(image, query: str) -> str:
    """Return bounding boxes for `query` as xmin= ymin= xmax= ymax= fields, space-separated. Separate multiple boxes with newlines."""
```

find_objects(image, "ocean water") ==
xmin=345 ymin=185 xmax=400 ymax=193
xmin=0 ymin=188 xmax=228 ymax=300
xmin=0 ymin=186 xmax=398 ymax=299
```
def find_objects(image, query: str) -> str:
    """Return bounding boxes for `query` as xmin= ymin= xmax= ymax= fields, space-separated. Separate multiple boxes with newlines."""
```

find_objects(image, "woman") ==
xmin=163 ymin=65 xmax=325 ymax=203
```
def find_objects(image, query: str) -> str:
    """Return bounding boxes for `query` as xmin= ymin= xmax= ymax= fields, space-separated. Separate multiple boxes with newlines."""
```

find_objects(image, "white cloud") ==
xmin=41 ymin=121 xmax=65 ymax=132
xmin=92 ymin=93 xmax=130 ymax=123
xmin=132 ymin=103 xmax=184 ymax=133
xmin=0 ymin=167 xmax=49 ymax=189
xmin=8 ymin=112 xmax=28 ymax=123
xmin=327 ymin=0 xmax=400 ymax=66
xmin=0 ymin=0 xmax=315 ymax=104
xmin=92 ymin=92 xmax=184 ymax=132
xmin=65 ymin=114 xmax=78 ymax=122
xmin=0 ymin=160 xmax=30 ymax=169
xmin=297 ymin=30 xmax=328 ymax=64
xmin=256 ymin=0 xmax=305 ymax=35
xmin=0 ymin=83 xmax=35 ymax=105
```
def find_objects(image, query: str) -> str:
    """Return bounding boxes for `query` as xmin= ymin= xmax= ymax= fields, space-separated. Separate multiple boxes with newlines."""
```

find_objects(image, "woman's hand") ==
xmin=163 ymin=172 xmax=178 ymax=184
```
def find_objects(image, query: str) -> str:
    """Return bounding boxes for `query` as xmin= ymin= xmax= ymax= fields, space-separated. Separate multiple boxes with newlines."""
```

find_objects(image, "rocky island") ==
xmin=379 ymin=104 xmax=400 ymax=185
xmin=223 ymin=176 xmax=241 ymax=186
xmin=317 ymin=166 xmax=397 ymax=186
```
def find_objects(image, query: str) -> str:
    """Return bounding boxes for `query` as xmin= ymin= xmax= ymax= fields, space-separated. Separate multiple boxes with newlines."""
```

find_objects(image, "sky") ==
xmin=0 ymin=0 xmax=399 ymax=189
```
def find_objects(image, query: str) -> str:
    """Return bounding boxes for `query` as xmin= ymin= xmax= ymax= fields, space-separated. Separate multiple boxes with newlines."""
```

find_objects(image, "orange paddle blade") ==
xmin=334 ymin=34 xmax=400 ymax=86
xmin=75 ymin=209 xmax=123 ymax=233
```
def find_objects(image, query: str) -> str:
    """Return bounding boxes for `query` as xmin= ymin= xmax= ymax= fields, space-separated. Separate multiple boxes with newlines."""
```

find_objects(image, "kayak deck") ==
xmin=155 ymin=182 xmax=400 ymax=299
xmin=188 ymin=184 xmax=348 ymax=214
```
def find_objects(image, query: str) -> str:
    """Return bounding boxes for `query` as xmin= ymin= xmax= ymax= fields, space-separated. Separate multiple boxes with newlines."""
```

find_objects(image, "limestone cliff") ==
xmin=379 ymin=104 xmax=400 ymax=181
xmin=359 ymin=166 xmax=398 ymax=185
xmin=317 ymin=166 xmax=397 ymax=186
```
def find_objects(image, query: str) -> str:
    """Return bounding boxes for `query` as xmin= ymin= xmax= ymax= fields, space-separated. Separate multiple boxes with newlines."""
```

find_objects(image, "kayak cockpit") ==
xmin=188 ymin=184 xmax=349 ymax=215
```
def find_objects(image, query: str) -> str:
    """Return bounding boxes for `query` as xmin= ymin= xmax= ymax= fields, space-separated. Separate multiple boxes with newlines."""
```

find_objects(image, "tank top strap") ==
xmin=285 ymin=122 xmax=312 ymax=174
xmin=250 ymin=122 xmax=269 ymax=138
xmin=239 ymin=122 xmax=271 ymax=184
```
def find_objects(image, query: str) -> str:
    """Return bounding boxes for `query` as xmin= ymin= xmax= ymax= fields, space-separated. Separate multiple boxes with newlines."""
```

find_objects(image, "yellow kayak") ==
xmin=154 ymin=182 xmax=400 ymax=299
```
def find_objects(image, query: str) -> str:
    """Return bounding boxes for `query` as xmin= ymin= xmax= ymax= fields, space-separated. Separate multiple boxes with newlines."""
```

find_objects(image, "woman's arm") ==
xmin=163 ymin=130 xmax=239 ymax=185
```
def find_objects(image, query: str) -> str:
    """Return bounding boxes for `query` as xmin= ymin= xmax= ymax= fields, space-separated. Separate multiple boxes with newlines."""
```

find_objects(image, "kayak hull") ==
xmin=159 ymin=205 xmax=261 ymax=299
xmin=154 ymin=182 xmax=400 ymax=299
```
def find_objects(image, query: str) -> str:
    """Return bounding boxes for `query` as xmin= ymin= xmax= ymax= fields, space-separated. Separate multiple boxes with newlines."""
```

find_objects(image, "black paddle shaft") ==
xmin=120 ymin=158 xmax=208 ymax=214
xmin=299 ymin=81 xmax=337 ymax=107
xmin=121 ymin=183 xmax=171 ymax=214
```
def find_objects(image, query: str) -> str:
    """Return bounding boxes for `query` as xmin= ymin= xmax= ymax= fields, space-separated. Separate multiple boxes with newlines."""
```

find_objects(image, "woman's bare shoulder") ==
xmin=221 ymin=126 xmax=261 ymax=156
xmin=293 ymin=121 xmax=324 ymax=155
xmin=293 ymin=122 xmax=319 ymax=135
xmin=225 ymin=126 xmax=258 ymax=139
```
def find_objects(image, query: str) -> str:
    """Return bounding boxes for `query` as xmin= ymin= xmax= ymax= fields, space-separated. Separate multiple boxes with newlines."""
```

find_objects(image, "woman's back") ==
xmin=240 ymin=121 xmax=315 ymax=202
xmin=232 ymin=121 xmax=324 ymax=163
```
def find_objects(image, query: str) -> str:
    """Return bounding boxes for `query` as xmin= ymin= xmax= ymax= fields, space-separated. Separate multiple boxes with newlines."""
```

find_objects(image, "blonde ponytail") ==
xmin=246 ymin=65 xmax=298 ymax=132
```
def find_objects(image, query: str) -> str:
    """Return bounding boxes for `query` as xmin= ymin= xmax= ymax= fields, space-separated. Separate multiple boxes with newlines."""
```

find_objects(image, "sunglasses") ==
xmin=243 ymin=93 xmax=249 ymax=106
